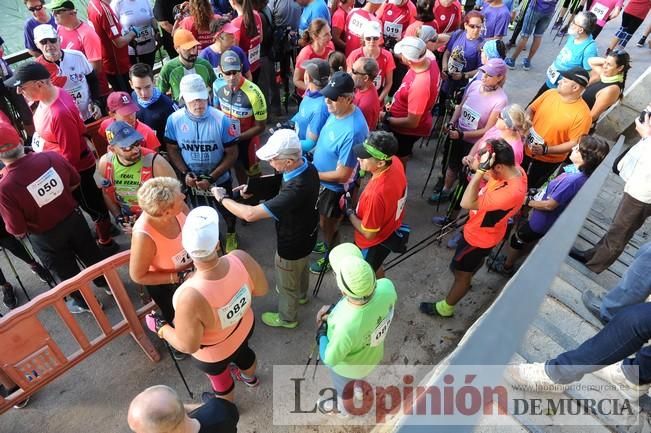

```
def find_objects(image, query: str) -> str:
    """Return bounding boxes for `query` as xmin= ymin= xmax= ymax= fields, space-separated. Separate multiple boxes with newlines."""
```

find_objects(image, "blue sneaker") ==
xmin=505 ymin=57 xmax=516 ymax=69
xmin=522 ymin=58 xmax=532 ymax=71
xmin=431 ymin=215 xmax=450 ymax=226
xmin=447 ymin=231 xmax=462 ymax=249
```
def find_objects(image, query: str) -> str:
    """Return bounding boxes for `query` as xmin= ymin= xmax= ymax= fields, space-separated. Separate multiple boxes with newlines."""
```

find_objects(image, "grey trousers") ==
xmin=275 ymin=252 xmax=310 ymax=322
xmin=586 ymin=192 xmax=651 ymax=273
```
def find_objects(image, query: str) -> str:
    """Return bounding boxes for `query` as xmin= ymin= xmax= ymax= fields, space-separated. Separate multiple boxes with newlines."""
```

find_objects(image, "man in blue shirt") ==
xmin=291 ymin=59 xmax=331 ymax=152
xmin=311 ymin=71 xmax=369 ymax=273
xmin=24 ymin=0 xmax=57 ymax=58
xmin=164 ymin=73 xmax=241 ymax=253
xmin=297 ymin=0 xmax=331 ymax=35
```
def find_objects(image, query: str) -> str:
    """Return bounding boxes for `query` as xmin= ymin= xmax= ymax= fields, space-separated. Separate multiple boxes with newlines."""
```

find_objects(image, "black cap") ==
xmin=560 ymin=67 xmax=590 ymax=87
xmin=320 ymin=71 xmax=355 ymax=100
xmin=4 ymin=62 xmax=50 ymax=87
xmin=353 ymin=131 xmax=398 ymax=160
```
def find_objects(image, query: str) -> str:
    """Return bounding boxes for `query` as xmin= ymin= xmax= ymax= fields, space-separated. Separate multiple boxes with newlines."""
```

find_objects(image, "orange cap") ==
xmin=173 ymin=29 xmax=200 ymax=50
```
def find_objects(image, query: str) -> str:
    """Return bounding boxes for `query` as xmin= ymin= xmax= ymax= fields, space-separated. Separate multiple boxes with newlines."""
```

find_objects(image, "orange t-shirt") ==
xmin=524 ymin=89 xmax=592 ymax=164
xmin=463 ymin=167 xmax=528 ymax=249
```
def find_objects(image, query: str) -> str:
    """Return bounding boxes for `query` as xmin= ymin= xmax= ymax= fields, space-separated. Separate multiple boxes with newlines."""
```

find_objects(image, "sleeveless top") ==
xmin=103 ymin=149 xmax=155 ymax=215
xmin=582 ymin=79 xmax=622 ymax=110
xmin=132 ymin=212 xmax=192 ymax=272
xmin=173 ymin=254 xmax=254 ymax=363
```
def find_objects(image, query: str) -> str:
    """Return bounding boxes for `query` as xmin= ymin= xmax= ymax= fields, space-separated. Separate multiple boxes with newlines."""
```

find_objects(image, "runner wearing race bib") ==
xmin=376 ymin=0 xmax=417 ymax=43
xmin=146 ymin=207 xmax=269 ymax=402
xmin=111 ymin=0 xmax=157 ymax=66
xmin=315 ymin=243 xmax=397 ymax=415
xmin=230 ymin=0 xmax=264 ymax=74
xmin=344 ymin=1 xmax=383 ymax=56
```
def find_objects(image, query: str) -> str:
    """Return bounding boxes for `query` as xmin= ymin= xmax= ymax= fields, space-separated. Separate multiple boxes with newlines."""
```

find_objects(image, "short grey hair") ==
xmin=282 ymin=150 xmax=302 ymax=161
xmin=576 ymin=11 xmax=597 ymax=33
xmin=358 ymin=57 xmax=379 ymax=80
xmin=0 ymin=145 xmax=25 ymax=161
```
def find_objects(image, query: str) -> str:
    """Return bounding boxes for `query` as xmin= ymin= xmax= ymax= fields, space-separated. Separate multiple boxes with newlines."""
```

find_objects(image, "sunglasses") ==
xmin=53 ymin=8 xmax=72 ymax=15
xmin=223 ymin=70 xmax=240 ymax=76
xmin=365 ymin=36 xmax=380 ymax=41
xmin=121 ymin=142 xmax=142 ymax=152
xmin=28 ymin=4 xmax=44 ymax=12
xmin=351 ymin=69 xmax=366 ymax=76
xmin=39 ymin=38 xmax=59 ymax=45
xmin=466 ymin=23 xmax=483 ymax=30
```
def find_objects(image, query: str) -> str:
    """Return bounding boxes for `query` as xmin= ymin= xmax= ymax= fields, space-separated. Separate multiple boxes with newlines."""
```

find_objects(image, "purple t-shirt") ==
xmin=198 ymin=45 xmax=251 ymax=74
xmin=457 ymin=80 xmax=508 ymax=143
xmin=535 ymin=0 xmax=559 ymax=15
xmin=445 ymin=30 xmax=483 ymax=74
xmin=24 ymin=15 xmax=57 ymax=52
xmin=483 ymin=4 xmax=511 ymax=38
xmin=529 ymin=171 xmax=588 ymax=234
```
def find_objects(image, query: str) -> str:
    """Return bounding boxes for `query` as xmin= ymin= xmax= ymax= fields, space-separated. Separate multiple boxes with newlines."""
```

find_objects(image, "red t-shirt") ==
xmin=332 ymin=6 xmax=348 ymax=31
xmin=232 ymin=12 xmax=263 ymax=72
xmin=0 ymin=151 xmax=81 ymax=235
xmin=295 ymin=41 xmax=335 ymax=96
xmin=33 ymin=88 xmax=96 ymax=172
xmin=346 ymin=47 xmax=396 ymax=91
xmin=376 ymin=2 xmax=417 ymax=41
xmin=390 ymin=59 xmax=441 ymax=136
xmin=354 ymin=85 xmax=380 ymax=130
xmin=87 ymin=0 xmax=131 ymax=75
xmin=463 ymin=167 xmax=528 ymax=249
xmin=624 ymin=0 xmax=651 ymax=19
xmin=433 ymin=0 xmax=463 ymax=33
xmin=345 ymin=9 xmax=382 ymax=57
xmin=178 ymin=14 xmax=221 ymax=50
xmin=355 ymin=156 xmax=408 ymax=249
xmin=97 ymin=118 xmax=161 ymax=152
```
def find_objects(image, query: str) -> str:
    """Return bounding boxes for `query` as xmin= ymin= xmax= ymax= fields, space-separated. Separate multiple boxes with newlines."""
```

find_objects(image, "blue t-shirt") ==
xmin=164 ymin=106 xmax=239 ymax=184
xmin=24 ymin=16 xmax=57 ymax=52
xmin=535 ymin=0 xmax=559 ymax=15
xmin=529 ymin=171 xmax=588 ymax=234
xmin=312 ymin=107 xmax=369 ymax=192
xmin=291 ymin=90 xmax=330 ymax=141
xmin=476 ymin=0 xmax=514 ymax=11
xmin=483 ymin=4 xmax=511 ymax=38
xmin=546 ymin=35 xmax=598 ymax=88
xmin=299 ymin=0 xmax=331 ymax=34
xmin=200 ymin=45 xmax=251 ymax=97
xmin=445 ymin=30 xmax=483 ymax=74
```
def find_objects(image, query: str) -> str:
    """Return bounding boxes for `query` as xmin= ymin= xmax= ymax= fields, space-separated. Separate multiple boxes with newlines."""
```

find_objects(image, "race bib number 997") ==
xmin=27 ymin=167 xmax=64 ymax=208
xmin=218 ymin=285 xmax=252 ymax=328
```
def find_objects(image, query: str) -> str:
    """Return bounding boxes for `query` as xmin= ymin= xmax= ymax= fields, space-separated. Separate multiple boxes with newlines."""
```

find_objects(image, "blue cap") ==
xmin=106 ymin=121 xmax=143 ymax=148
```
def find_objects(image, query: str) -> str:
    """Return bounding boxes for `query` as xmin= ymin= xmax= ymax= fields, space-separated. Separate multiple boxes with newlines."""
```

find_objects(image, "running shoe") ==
xmin=309 ymin=257 xmax=330 ymax=274
xmin=489 ymin=260 xmax=516 ymax=277
xmin=552 ymin=19 xmax=563 ymax=30
xmin=431 ymin=215 xmax=451 ymax=226
xmin=505 ymin=57 xmax=516 ymax=69
xmin=419 ymin=300 xmax=454 ymax=318
xmin=66 ymin=298 xmax=91 ymax=314
xmin=225 ymin=232 xmax=239 ymax=253
xmin=229 ymin=364 xmax=259 ymax=387
xmin=30 ymin=263 xmax=53 ymax=284
xmin=312 ymin=241 xmax=327 ymax=254
xmin=261 ymin=312 xmax=298 ymax=329
xmin=428 ymin=189 xmax=452 ymax=203
xmin=522 ymin=58 xmax=532 ymax=71
xmin=446 ymin=230 xmax=462 ymax=249
xmin=505 ymin=363 xmax=566 ymax=392
xmin=594 ymin=362 xmax=651 ymax=400
xmin=2 ymin=283 xmax=17 ymax=310
xmin=636 ymin=35 xmax=647 ymax=47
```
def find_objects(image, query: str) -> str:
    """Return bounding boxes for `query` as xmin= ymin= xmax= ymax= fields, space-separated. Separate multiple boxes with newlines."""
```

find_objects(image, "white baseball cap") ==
xmin=394 ymin=37 xmax=426 ymax=61
xmin=180 ymin=74 xmax=209 ymax=102
xmin=368 ymin=0 xmax=384 ymax=4
xmin=256 ymin=129 xmax=302 ymax=161
xmin=419 ymin=25 xmax=438 ymax=43
xmin=362 ymin=21 xmax=382 ymax=38
xmin=182 ymin=206 xmax=221 ymax=259
xmin=34 ymin=24 xmax=58 ymax=43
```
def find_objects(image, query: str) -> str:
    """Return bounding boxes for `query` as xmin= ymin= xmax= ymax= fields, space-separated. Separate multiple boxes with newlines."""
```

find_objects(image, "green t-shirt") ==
xmin=158 ymin=57 xmax=217 ymax=102
xmin=324 ymin=279 xmax=397 ymax=379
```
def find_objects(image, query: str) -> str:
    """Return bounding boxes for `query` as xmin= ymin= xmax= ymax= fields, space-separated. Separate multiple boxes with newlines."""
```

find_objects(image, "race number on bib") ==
xmin=218 ymin=285 xmax=251 ymax=328
xmin=27 ymin=167 xmax=64 ymax=208
xmin=590 ymin=2 xmax=609 ymax=20
xmin=31 ymin=132 xmax=44 ymax=152
xmin=370 ymin=307 xmax=394 ymax=347
xmin=383 ymin=21 xmax=403 ymax=38
xmin=172 ymin=249 xmax=192 ymax=268
xmin=395 ymin=187 xmax=407 ymax=220
xmin=546 ymin=64 xmax=560 ymax=84
xmin=134 ymin=26 xmax=153 ymax=43
xmin=448 ymin=58 xmax=464 ymax=73
xmin=458 ymin=105 xmax=480 ymax=130
xmin=348 ymin=15 xmax=367 ymax=35
xmin=373 ymin=73 xmax=382 ymax=90
xmin=248 ymin=44 xmax=261 ymax=64
xmin=526 ymin=127 xmax=545 ymax=149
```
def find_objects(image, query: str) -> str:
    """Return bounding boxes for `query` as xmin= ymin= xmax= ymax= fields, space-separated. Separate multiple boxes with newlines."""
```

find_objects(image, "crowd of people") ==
xmin=0 ymin=0 xmax=650 ymax=428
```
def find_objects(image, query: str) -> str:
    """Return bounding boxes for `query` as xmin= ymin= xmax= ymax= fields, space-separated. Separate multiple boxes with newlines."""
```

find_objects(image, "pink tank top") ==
xmin=173 ymin=254 xmax=255 ymax=363
xmin=132 ymin=212 xmax=192 ymax=272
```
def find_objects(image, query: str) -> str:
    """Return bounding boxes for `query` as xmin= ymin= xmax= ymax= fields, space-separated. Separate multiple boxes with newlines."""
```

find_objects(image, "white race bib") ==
xmin=172 ymin=249 xmax=192 ymax=268
xmin=590 ymin=2 xmax=609 ymax=20
xmin=546 ymin=63 xmax=560 ymax=84
xmin=526 ymin=127 xmax=545 ymax=149
xmin=533 ymin=184 xmax=547 ymax=201
xmin=26 ymin=167 xmax=64 ymax=208
xmin=31 ymin=132 xmax=44 ymax=152
xmin=372 ymin=73 xmax=382 ymax=90
xmin=458 ymin=104 xmax=481 ymax=130
xmin=134 ymin=25 xmax=153 ymax=43
xmin=370 ymin=307 xmax=394 ymax=347
xmin=248 ymin=44 xmax=261 ymax=64
xmin=348 ymin=14 xmax=367 ymax=36
xmin=395 ymin=186 xmax=407 ymax=220
xmin=217 ymin=285 xmax=251 ymax=328
xmin=448 ymin=58 xmax=464 ymax=73
xmin=383 ymin=21 xmax=403 ymax=38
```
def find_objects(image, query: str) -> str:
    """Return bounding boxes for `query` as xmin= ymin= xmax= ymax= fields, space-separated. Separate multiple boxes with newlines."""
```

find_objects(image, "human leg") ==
xmin=73 ymin=167 xmax=114 ymax=246
xmin=145 ymin=283 xmax=177 ymax=322
xmin=273 ymin=253 xmax=309 ymax=324
xmin=526 ymin=34 xmax=545 ymax=63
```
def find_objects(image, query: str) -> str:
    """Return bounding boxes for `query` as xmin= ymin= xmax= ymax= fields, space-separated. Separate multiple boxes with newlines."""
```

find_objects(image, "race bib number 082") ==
xmin=370 ymin=307 xmax=394 ymax=347
xmin=218 ymin=285 xmax=251 ymax=328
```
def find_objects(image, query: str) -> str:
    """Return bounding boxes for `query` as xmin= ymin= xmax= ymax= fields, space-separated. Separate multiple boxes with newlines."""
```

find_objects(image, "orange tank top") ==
xmin=132 ymin=212 xmax=193 ymax=272
xmin=173 ymin=254 xmax=255 ymax=363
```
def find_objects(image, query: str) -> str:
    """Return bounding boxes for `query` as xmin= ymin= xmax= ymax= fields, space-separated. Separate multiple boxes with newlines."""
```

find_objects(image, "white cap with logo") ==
xmin=182 ymin=206 xmax=221 ymax=259
xmin=362 ymin=21 xmax=382 ymax=38
xmin=180 ymin=74 xmax=209 ymax=103
xmin=34 ymin=24 xmax=58 ymax=43
xmin=256 ymin=129 xmax=302 ymax=161
xmin=394 ymin=37 xmax=427 ymax=62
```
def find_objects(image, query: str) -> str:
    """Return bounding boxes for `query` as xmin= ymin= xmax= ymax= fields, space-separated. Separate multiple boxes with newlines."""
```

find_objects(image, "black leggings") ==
xmin=145 ymin=283 xmax=177 ymax=323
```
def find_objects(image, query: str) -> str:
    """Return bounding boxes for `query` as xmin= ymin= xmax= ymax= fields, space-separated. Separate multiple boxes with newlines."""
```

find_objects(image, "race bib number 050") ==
xmin=546 ymin=64 xmax=560 ymax=84
xmin=27 ymin=167 xmax=64 ymax=208
xmin=218 ymin=285 xmax=252 ymax=328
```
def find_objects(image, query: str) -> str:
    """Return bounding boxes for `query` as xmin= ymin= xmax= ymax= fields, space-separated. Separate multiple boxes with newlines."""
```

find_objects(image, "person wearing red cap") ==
xmin=96 ymin=91 xmax=161 ymax=153
xmin=0 ymin=122 xmax=108 ymax=314
xmin=7 ymin=62 xmax=117 ymax=250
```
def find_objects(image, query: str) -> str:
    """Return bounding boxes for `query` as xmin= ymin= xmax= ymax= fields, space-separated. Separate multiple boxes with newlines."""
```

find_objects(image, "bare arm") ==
xmin=293 ymin=67 xmax=306 ymax=92
xmin=347 ymin=213 xmax=378 ymax=240
xmin=528 ymin=197 xmax=559 ymax=212
xmin=166 ymin=142 xmax=190 ymax=174
xmin=318 ymin=164 xmax=354 ymax=184
xmin=379 ymin=72 xmax=393 ymax=103
xmin=589 ymin=86 xmax=620 ymax=122
xmin=152 ymin=154 xmax=178 ymax=178
xmin=387 ymin=112 xmax=421 ymax=129
xmin=220 ymin=198 xmax=271 ymax=222
xmin=159 ymin=287 xmax=209 ymax=353
xmin=238 ymin=120 xmax=264 ymax=142
xmin=112 ymin=30 xmax=137 ymax=49
xmin=129 ymin=232 xmax=182 ymax=285
xmin=460 ymin=170 xmax=484 ymax=210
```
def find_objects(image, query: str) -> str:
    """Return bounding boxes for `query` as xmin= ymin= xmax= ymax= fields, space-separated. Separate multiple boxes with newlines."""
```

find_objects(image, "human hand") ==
xmin=196 ymin=178 xmax=211 ymax=190
xmin=448 ymin=129 xmax=461 ymax=140
xmin=636 ymin=110 xmax=651 ymax=139
xmin=233 ymin=184 xmax=253 ymax=200
xmin=451 ymin=71 xmax=463 ymax=81
xmin=211 ymin=186 xmax=228 ymax=202
xmin=316 ymin=304 xmax=332 ymax=327
xmin=339 ymin=192 xmax=354 ymax=216
xmin=89 ymin=102 xmax=102 ymax=120
xmin=530 ymin=143 xmax=544 ymax=156
xmin=185 ymin=172 xmax=197 ymax=188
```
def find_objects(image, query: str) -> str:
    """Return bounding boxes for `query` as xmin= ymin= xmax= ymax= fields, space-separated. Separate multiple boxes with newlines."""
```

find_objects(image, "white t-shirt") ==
xmin=110 ymin=0 xmax=157 ymax=55
xmin=58 ymin=49 xmax=94 ymax=121
xmin=620 ymin=137 xmax=651 ymax=203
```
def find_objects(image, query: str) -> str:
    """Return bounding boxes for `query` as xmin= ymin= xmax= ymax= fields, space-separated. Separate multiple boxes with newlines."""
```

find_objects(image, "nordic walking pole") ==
xmin=2 ymin=248 xmax=30 ymax=301
xmin=22 ymin=236 xmax=55 ymax=288
xmin=163 ymin=341 xmax=194 ymax=398
xmin=303 ymin=341 xmax=317 ymax=377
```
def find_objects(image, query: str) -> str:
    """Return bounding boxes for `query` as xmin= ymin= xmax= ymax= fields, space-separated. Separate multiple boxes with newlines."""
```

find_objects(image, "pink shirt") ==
xmin=476 ymin=126 xmax=524 ymax=166
xmin=295 ymin=41 xmax=335 ymax=96
xmin=132 ymin=212 xmax=192 ymax=272
xmin=589 ymin=0 xmax=624 ymax=26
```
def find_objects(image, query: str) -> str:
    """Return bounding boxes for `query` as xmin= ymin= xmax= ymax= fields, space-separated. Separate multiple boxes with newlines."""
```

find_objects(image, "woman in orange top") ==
xmin=130 ymin=177 xmax=193 ymax=322
xmin=148 ymin=206 xmax=269 ymax=402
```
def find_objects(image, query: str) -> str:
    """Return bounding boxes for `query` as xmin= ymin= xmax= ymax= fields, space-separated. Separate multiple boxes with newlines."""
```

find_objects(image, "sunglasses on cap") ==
xmin=39 ymin=38 xmax=59 ymax=45
xmin=28 ymin=4 xmax=44 ymax=12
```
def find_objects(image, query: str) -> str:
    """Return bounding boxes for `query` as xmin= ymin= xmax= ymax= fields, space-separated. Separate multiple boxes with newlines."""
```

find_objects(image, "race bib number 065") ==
xmin=218 ymin=285 xmax=251 ymax=328
xmin=27 ymin=167 xmax=64 ymax=208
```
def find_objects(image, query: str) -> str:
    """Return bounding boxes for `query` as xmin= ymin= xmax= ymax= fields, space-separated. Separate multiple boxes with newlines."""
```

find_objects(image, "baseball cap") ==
xmin=34 ymin=24 xmax=58 ymax=43
xmin=419 ymin=25 xmax=438 ymax=43
xmin=362 ymin=21 xmax=381 ymax=38
xmin=106 ymin=120 xmax=144 ymax=148
xmin=174 ymin=29 xmax=200 ymax=50
xmin=182 ymin=206 xmax=221 ymax=259
xmin=179 ymin=74 xmax=209 ymax=102
xmin=329 ymin=243 xmax=376 ymax=299
xmin=480 ymin=58 xmax=507 ymax=77
xmin=44 ymin=0 xmax=75 ymax=10
xmin=320 ymin=71 xmax=355 ymax=100
xmin=256 ymin=129 xmax=301 ymax=161
xmin=394 ymin=37 xmax=426 ymax=62
xmin=560 ymin=67 xmax=590 ymax=87
xmin=0 ymin=122 xmax=23 ymax=153
xmin=218 ymin=21 xmax=239 ymax=35
xmin=368 ymin=0 xmax=384 ymax=4
xmin=107 ymin=91 xmax=140 ymax=115
xmin=302 ymin=59 xmax=330 ymax=88
xmin=4 ymin=62 xmax=50 ymax=87
xmin=354 ymin=134 xmax=398 ymax=160
xmin=220 ymin=50 xmax=242 ymax=72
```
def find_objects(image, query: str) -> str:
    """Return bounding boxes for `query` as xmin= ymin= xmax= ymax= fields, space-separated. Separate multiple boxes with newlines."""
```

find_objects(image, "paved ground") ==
xmin=1 ymin=17 xmax=650 ymax=433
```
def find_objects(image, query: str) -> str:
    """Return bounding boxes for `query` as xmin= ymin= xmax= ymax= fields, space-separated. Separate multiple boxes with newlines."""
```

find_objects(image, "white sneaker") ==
xmin=505 ymin=363 xmax=567 ymax=393
xmin=594 ymin=362 xmax=651 ymax=400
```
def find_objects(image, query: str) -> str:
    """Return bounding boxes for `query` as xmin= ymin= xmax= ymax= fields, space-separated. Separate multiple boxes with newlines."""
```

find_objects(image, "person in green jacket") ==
xmin=315 ymin=242 xmax=397 ymax=415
